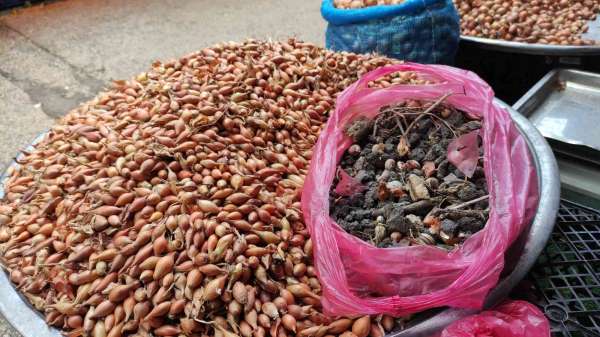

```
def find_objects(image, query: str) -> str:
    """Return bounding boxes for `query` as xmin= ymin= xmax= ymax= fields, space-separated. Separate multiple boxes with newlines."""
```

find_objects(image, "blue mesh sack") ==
xmin=322 ymin=0 xmax=460 ymax=64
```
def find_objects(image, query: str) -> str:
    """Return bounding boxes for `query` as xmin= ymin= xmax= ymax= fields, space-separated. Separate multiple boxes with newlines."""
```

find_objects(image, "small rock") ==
xmin=384 ymin=159 xmax=396 ymax=170
xmin=377 ymin=170 xmax=391 ymax=182
xmin=406 ymin=214 xmax=422 ymax=227
xmin=353 ymin=157 xmax=366 ymax=171
xmin=457 ymin=182 xmax=480 ymax=201
xmin=385 ymin=204 xmax=410 ymax=234
xmin=457 ymin=216 xmax=484 ymax=233
xmin=344 ymin=117 xmax=372 ymax=142
xmin=407 ymin=174 xmax=430 ymax=201
xmin=386 ymin=180 xmax=403 ymax=190
xmin=443 ymin=173 xmax=461 ymax=184
xmin=441 ymin=219 xmax=458 ymax=235
xmin=425 ymin=177 xmax=439 ymax=190
xmin=348 ymin=144 xmax=362 ymax=156
xmin=364 ymin=185 xmax=378 ymax=208
xmin=355 ymin=170 xmax=369 ymax=183
xmin=408 ymin=147 xmax=426 ymax=162
xmin=372 ymin=143 xmax=385 ymax=154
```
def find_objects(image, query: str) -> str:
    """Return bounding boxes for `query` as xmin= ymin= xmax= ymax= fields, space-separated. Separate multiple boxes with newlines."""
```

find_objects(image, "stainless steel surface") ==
xmin=459 ymin=16 xmax=600 ymax=56
xmin=386 ymin=100 xmax=561 ymax=337
xmin=0 ymin=101 xmax=560 ymax=337
xmin=514 ymin=68 xmax=600 ymax=211
xmin=513 ymin=69 xmax=600 ymax=152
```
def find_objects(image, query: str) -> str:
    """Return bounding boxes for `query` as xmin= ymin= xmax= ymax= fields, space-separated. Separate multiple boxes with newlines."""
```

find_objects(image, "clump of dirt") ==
xmin=329 ymin=97 xmax=489 ymax=249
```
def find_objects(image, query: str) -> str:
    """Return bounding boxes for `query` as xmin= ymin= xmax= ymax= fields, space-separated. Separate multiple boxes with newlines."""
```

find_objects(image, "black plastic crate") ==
xmin=526 ymin=200 xmax=600 ymax=337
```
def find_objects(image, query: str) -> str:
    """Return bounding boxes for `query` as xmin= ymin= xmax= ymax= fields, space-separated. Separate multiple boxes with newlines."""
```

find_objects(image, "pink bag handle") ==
xmin=354 ymin=63 xmax=446 ymax=87
xmin=336 ymin=63 xmax=494 ymax=124
xmin=349 ymin=63 xmax=480 ymax=93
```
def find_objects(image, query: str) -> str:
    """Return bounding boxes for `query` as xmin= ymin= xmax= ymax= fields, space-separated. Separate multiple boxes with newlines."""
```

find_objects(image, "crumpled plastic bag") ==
xmin=447 ymin=130 xmax=480 ymax=178
xmin=440 ymin=301 xmax=551 ymax=337
xmin=301 ymin=63 xmax=539 ymax=317
xmin=335 ymin=168 xmax=366 ymax=196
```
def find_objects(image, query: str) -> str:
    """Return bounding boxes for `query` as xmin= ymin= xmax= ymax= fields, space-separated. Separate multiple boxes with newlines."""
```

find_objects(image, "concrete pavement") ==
xmin=0 ymin=0 xmax=325 ymax=334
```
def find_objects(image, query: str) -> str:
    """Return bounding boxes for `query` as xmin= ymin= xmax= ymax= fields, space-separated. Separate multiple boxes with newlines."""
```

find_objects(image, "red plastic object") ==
xmin=301 ymin=63 xmax=539 ymax=317
xmin=440 ymin=301 xmax=551 ymax=337
xmin=334 ymin=168 xmax=366 ymax=196
xmin=447 ymin=130 xmax=480 ymax=178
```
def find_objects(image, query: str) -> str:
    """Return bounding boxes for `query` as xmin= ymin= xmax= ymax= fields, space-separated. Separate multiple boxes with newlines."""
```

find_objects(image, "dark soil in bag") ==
xmin=329 ymin=98 xmax=490 ymax=249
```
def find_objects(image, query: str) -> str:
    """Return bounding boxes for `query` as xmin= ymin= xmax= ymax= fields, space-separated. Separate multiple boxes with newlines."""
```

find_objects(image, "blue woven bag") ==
xmin=322 ymin=0 xmax=460 ymax=64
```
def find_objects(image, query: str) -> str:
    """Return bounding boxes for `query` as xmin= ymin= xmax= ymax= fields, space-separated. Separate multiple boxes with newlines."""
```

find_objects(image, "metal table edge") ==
xmin=512 ymin=69 xmax=560 ymax=113
xmin=513 ymin=68 xmax=600 ymax=114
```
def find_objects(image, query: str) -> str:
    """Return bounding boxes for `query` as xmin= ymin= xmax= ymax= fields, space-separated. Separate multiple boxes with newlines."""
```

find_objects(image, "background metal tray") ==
xmin=460 ymin=15 xmax=600 ymax=56
xmin=513 ymin=68 xmax=600 ymax=214
xmin=513 ymin=69 xmax=600 ymax=159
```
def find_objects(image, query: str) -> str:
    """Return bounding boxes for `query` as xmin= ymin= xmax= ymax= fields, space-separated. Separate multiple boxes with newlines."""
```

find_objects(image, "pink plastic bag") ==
xmin=301 ymin=63 xmax=539 ymax=316
xmin=440 ymin=301 xmax=551 ymax=337
xmin=335 ymin=169 xmax=366 ymax=196
xmin=447 ymin=130 xmax=480 ymax=178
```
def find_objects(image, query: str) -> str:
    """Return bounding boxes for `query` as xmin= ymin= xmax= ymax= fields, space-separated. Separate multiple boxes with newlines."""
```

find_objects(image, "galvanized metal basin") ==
xmin=0 ymin=100 xmax=560 ymax=337
xmin=386 ymin=99 xmax=560 ymax=337
xmin=459 ymin=15 xmax=600 ymax=56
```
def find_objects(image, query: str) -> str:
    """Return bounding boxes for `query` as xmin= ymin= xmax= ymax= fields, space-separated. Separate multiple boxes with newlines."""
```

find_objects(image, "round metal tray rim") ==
xmin=461 ymin=35 xmax=600 ymax=56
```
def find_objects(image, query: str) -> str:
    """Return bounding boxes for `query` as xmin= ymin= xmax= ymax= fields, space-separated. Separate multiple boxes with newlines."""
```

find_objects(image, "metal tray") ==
xmin=460 ymin=15 xmax=600 ymax=56
xmin=0 ymin=101 xmax=560 ymax=337
xmin=513 ymin=69 xmax=600 ymax=165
